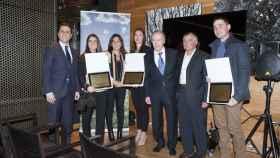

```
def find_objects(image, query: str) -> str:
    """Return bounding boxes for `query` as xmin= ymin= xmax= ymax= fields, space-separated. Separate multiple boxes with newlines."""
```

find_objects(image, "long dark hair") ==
xmin=84 ymin=33 xmax=102 ymax=53
xmin=132 ymin=28 xmax=146 ymax=52
xmin=107 ymin=34 xmax=126 ymax=55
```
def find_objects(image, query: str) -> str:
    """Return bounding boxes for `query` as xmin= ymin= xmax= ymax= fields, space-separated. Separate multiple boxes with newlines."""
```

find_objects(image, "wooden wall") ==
xmin=117 ymin=0 xmax=214 ymax=34
xmin=117 ymin=0 xmax=280 ymax=123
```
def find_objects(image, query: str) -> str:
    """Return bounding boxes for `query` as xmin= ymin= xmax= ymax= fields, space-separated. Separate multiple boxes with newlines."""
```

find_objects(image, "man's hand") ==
xmin=227 ymin=97 xmax=238 ymax=106
xmin=87 ymin=86 xmax=96 ymax=93
xmin=113 ymin=80 xmax=123 ymax=87
xmin=145 ymin=97 xmax=151 ymax=105
xmin=201 ymin=102 xmax=209 ymax=108
xmin=46 ymin=93 xmax=56 ymax=104
xmin=74 ymin=91 xmax=80 ymax=100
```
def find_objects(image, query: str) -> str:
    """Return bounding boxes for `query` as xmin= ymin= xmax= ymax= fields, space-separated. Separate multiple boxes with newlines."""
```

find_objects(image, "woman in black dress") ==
xmin=106 ymin=34 xmax=127 ymax=141
xmin=79 ymin=33 xmax=108 ymax=143
xmin=130 ymin=28 xmax=150 ymax=146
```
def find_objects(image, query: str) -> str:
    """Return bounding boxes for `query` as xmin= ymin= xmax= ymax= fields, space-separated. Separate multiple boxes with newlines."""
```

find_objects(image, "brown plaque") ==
xmin=88 ymin=72 xmax=111 ymax=89
xmin=209 ymin=83 xmax=232 ymax=103
xmin=122 ymin=72 xmax=144 ymax=85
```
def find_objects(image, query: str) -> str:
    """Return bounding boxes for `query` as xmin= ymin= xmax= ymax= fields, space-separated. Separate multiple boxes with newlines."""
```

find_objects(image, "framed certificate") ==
xmin=121 ymin=53 xmax=145 ymax=87
xmin=208 ymin=82 xmax=232 ymax=104
xmin=122 ymin=72 xmax=144 ymax=86
xmin=85 ymin=52 xmax=113 ymax=91
xmin=88 ymin=72 xmax=112 ymax=90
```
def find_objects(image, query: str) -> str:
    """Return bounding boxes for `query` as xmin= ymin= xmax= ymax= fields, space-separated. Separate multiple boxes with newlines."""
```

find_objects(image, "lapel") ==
xmin=163 ymin=48 xmax=172 ymax=75
xmin=178 ymin=52 xmax=184 ymax=75
xmin=56 ymin=44 xmax=69 ymax=65
xmin=210 ymin=42 xmax=218 ymax=58
xmin=150 ymin=50 xmax=161 ymax=75
xmin=70 ymin=47 xmax=76 ymax=64
xmin=186 ymin=50 xmax=199 ymax=76
xmin=210 ymin=39 xmax=219 ymax=58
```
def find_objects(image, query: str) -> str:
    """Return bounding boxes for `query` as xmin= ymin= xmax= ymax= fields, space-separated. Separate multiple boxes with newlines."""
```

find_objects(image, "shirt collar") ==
xmin=154 ymin=47 xmax=165 ymax=55
xmin=184 ymin=48 xmax=196 ymax=58
xmin=59 ymin=41 xmax=70 ymax=48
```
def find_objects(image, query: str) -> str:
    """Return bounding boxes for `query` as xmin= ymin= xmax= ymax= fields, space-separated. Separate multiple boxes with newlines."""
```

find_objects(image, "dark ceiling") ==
xmin=57 ymin=0 xmax=117 ymax=23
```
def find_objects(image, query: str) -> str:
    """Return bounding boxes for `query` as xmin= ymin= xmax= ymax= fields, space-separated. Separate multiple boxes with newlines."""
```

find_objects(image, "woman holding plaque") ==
xmin=78 ymin=33 xmax=108 ymax=143
xmin=106 ymin=34 xmax=127 ymax=140
xmin=130 ymin=28 xmax=150 ymax=146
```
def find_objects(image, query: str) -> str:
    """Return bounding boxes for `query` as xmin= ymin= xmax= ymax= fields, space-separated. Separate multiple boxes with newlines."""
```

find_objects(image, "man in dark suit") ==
xmin=144 ymin=31 xmax=178 ymax=156
xmin=176 ymin=32 xmax=209 ymax=158
xmin=209 ymin=16 xmax=250 ymax=158
xmin=43 ymin=23 xmax=80 ymax=144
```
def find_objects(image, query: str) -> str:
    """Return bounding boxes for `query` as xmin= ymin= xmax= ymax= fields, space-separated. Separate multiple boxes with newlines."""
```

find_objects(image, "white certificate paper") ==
xmin=122 ymin=53 xmax=145 ymax=87
xmin=85 ymin=52 xmax=110 ymax=73
xmin=124 ymin=53 xmax=145 ymax=72
xmin=205 ymin=57 xmax=234 ymax=104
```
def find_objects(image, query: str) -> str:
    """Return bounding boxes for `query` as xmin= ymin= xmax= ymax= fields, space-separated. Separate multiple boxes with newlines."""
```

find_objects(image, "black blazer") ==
xmin=176 ymin=49 xmax=209 ymax=102
xmin=144 ymin=48 xmax=178 ymax=99
xmin=42 ymin=43 xmax=80 ymax=98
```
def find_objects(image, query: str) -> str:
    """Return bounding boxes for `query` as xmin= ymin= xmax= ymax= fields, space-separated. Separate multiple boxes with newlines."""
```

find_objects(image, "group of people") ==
xmin=43 ymin=15 xmax=250 ymax=158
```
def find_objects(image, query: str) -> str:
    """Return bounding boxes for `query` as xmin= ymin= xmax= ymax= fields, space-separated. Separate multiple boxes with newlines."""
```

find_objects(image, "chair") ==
xmin=0 ymin=124 xmax=14 ymax=158
xmin=80 ymin=133 xmax=137 ymax=158
xmin=7 ymin=124 xmax=82 ymax=158
xmin=0 ymin=113 xmax=38 ymax=158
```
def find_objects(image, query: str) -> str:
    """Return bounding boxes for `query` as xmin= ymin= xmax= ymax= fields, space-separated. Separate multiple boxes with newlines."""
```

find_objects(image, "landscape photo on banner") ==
xmin=80 ymin=11 xmax=131 ymax=133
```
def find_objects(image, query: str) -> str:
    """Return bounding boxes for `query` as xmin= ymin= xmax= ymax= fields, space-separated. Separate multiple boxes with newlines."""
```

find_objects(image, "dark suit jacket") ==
xmin=42 ymin=43 xmax=80 ymax=98
xmin=209 ymin=35 xmax=251 ymax=102
xmin=144 ymin=48 xmax=178 ymax=100
xmin=176 ymin=49 xmax=209 ymax=102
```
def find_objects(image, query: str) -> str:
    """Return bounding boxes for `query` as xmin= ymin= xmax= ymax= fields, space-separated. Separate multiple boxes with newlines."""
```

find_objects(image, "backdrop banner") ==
xmin=80 ymin=11 xmax=131 ymax=134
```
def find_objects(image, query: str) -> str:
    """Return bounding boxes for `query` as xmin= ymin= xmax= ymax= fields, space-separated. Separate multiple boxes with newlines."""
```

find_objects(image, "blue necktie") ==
xmin=216 ymin=41 xmax=226 ymax=58
xmin=65 ymin=46 xmax=72 ymax=64
xmin=158 ymin=52 xmax=165 ymax=75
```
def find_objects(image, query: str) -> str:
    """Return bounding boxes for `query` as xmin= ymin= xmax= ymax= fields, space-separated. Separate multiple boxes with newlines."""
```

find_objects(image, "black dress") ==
xmin=106 ymin=53 xmax=126 ymax=139
xmin=130 ymin=46 xmax=151 ymax=131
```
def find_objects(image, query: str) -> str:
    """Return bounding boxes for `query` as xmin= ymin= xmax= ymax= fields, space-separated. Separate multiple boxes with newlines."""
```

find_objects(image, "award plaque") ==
xmin=88 ymin=72 xmax=112 ymax=89
xmin=122 ymin=72 xmax=144 ymax=86
xmin=209 ymin=82 xmax=232 ymax=104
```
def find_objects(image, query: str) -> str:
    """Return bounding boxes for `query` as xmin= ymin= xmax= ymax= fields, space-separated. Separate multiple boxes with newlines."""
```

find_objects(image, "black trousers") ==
xmin=82 ymin=91 xmax=107 ymax=137
xmin=48 ymin=90 xmax=74 ymax=144
xmin=176 ymin=87 xmax=207 ymax=155
xmin=106 ymin=87 xmax=126 ymax=131
xmin=82 ymin=106 xmax=93 ymax=137
xmin=151 ymin=91 xmax=177 ymax=149
xmin=131 ymin=87 xmax=149 ymax=131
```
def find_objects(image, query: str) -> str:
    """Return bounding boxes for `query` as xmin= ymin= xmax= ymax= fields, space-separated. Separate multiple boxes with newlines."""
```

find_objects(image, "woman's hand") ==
xmin=87 ymin=86 xmax=96 ymax=93
xmin=113 ymin=80 xmax=123 ymax=87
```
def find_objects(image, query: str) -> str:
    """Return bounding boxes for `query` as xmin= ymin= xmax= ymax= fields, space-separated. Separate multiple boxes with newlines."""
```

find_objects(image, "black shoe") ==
xmin=153 ymin=143 xmax=164 ymax=152
xmin=108 ymin=131 xmax=115 ymax=141
xmin=169 ymin=148 xmax=176 ymax=156
xmin=193 ymin=152 xmax=205 ymax=158
xmin=117 ymin=130 xmax=122 ymax=140
xmin=179 ymin=152 xmax=193 ymax=158
xmin=177 ymin=136 xmax=182 ymax=142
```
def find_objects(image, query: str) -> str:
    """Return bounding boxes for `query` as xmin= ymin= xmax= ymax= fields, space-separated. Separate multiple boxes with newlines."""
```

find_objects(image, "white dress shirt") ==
xmin=154 ymin=47 xmax=166 ymax=68
xmin=179 ymin=49 xmax=196 ymax=84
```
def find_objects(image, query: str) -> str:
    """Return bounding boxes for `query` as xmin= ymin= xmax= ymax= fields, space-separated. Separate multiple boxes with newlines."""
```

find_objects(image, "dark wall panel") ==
xmin=0 ymin=0 xmax=56 ymax=125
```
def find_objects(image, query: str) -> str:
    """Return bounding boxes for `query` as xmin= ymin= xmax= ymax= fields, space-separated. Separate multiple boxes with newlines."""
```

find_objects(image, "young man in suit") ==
xmin=176 ymin=32 xmax=209 ymax=158
xmin=43 ymin=23 xmax=80 ymax=144
xmin=144 ymin=31 xmax=178 ymax=156
xmin=209 ymin=16 xmax=251 ymax=158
